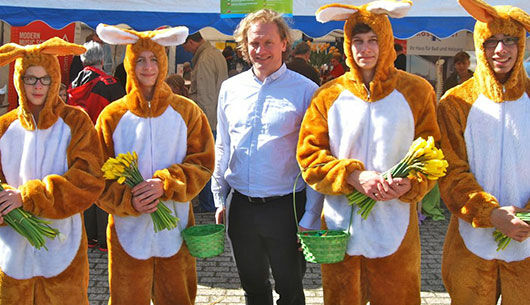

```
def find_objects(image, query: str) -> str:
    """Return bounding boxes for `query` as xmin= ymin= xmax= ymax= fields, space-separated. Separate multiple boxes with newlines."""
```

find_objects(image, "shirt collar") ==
xmin=252 ymin=63 xmax=287 ymax=83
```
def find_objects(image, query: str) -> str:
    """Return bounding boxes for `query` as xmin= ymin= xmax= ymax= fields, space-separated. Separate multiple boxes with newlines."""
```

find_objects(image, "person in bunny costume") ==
xmin=0 ymin=37 xmax=104 ymax=305
xmin=296 ymin=1 xmax=440 ymax=304
xmin=94 ymin=24 xmax=214 ymax=305
xmin=437 ymin=1 xmax=530 ymax=304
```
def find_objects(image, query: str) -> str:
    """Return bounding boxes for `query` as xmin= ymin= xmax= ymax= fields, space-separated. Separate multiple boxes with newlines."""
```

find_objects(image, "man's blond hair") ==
xmin=233 ymin=9 xmax=292 ymax=63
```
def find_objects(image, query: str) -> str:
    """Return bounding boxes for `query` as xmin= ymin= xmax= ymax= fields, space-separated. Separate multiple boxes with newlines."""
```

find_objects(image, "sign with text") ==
xmin=8 ymin=21 xmax=76 ymax=110
xmin=221 ymin=0 xmax=293 ymax=17
xmin=406 ymin=31 xmax=474 ymax=57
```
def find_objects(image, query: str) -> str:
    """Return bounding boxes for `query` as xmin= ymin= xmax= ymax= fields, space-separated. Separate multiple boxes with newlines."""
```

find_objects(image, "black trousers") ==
xmin=228 ymin=190 xmax=307 ymax=305
xmin=84 ymin=204 xmax=108 ymax=246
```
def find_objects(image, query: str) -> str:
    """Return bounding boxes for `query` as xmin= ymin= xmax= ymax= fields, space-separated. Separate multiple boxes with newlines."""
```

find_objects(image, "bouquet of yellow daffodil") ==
xmin=347 ymin=136 xmax=449 ymax=219
xmin=101 ymin=152 xmax=179 ymax=232
xmin=493 ymin=212 xmax=530 ymax=251
xmin=0 ymin=183 xmax=60 ymax=250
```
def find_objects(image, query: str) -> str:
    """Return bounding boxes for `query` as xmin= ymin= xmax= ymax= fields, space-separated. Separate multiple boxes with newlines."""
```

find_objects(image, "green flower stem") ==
xmin=0 ymin=184 xmax=59 ymax=250
xmin=493 ymin=212 xmax=530 ymax=251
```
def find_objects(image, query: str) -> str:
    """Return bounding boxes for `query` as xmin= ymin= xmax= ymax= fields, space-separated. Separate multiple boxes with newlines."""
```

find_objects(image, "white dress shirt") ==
xmin=212 ymin=64 xmax=322 ymax=229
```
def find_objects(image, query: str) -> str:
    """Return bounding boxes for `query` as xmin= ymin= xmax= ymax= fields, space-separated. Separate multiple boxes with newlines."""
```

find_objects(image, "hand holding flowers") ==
xmin=491 ymin=207 xmax=530 ymax=251
xmin=131 ymin=179 xmax=164 ymax=214
xmin=347 ymin=136 xmax=448 ymax=219
xmin=102 ymin=152 xmax=179 ymax=232
xmin=348 ymin=170 xmax=411 ymax=202
xmin=0 ymin=183 xmax=60 ymax=250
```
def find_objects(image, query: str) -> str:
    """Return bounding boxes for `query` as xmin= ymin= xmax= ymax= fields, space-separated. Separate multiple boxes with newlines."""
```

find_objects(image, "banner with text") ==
xmin=406 ymin=31 xmax=474 ymax=56
xmin=221 ymin=0 xmax=293 ymax=17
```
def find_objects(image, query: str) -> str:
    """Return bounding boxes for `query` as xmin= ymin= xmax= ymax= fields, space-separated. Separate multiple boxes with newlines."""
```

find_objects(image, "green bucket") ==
xmin=298 ymin=230 xmax=350 ymax=264
xmin=182 ymin=224 xmax=225 ymax=258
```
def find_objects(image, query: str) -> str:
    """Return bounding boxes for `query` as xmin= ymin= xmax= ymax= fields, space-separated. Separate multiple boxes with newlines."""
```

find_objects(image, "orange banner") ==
xmin=8 ymin=21 xmax=76 ymax=110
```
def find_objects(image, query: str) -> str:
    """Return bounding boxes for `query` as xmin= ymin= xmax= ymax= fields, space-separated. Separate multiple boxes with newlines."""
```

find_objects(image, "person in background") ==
xmin=394 ymin=43 xmax=406 ymax=71
xmin=114 ymin=61 xmax=127 ymax=91
xmin=437 ymin=1 xmax=530 ymax=304
xmin=0 ymin=85 xmax=6 ymax=113
xmin=234 ymin=48 xmax=251 ymax=73
xmin=442 ymin=51 xmax=473 ymax=94
xmin=212 ymin=9 xmax=323 ymax=305
xmin=222 ymin=45 xmax=238 ymax=77
xmin=330 ymin=52 xmax=346 ymax=78
xmin=166 ymin=73 xmax=189 ymax=97
xmin=287 ymin=41 xmax=321 ymax=85
xmin=69 ymin=33 xmax=113 ymax=84
xmin=182 ymin=31 xmax=228 ymax=213
xmin=59 ymin=83 xmax=68 ymax=102
xmin=182 ymin=61 xmax=192 ymax=81
xmin=323 ymin=52 xmax=346 ymax=83
xmin=69 ymin=40 xmax=126 ymax=251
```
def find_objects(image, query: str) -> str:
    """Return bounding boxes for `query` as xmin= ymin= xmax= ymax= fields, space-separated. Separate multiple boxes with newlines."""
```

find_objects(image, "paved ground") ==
xmin=88 ymin=209 xmax=452 ymax=305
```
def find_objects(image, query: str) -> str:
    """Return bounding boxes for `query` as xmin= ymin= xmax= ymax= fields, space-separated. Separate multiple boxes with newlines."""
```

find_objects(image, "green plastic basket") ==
xmin=298 ymin=230 xmax=350 ymax=264
xmin=292 ymin=168 xmax=353 ymax=264
xmin=182 ymin=224 xmax=225 ymax=258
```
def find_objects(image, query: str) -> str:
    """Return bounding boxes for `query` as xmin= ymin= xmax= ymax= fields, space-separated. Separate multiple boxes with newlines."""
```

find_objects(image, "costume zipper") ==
xmin=363 ymin=84 xmax=371 ymax=101
xmin=31 ymin=114 xmax=39 ymax=179
xmin=498 ymin=102 xmax=505 ymax=204
xmin=147 ymin=100 xmax=154 ymax=175
xmin=363 ymin=102 xmax=372 ymax=175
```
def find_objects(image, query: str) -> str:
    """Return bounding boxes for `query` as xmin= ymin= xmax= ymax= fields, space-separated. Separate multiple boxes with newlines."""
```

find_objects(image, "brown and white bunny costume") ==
xmin=95 ymin=24 xmax=215 ymax=305
xmin=438 ymin=1 xmax=530 ymax=304
xmin=296 ymin=1 xmax=440 ymax=304
xmin=0 ymin=37 xmax=104 ymax=305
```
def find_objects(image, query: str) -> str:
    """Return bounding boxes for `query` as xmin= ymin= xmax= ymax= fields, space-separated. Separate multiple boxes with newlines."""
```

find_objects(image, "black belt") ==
xmin=233 ymin=190 xmax=292 ymax=204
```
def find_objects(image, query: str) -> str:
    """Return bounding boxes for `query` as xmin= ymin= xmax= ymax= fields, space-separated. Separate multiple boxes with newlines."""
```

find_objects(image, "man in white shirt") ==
xmin=211 ymin=9 xmax=322 ymax=305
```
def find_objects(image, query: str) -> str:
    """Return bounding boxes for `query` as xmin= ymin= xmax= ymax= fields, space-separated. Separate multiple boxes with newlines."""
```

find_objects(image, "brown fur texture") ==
xmin=442 ymin=220 xmax=530 ymax=305
xmin=438 ymin=1 xmax=530 ymax=304
xmin=0 ymin=233 xmax=90 ymax=305
xmin=321 ymin=206 xmax=421 ymax=305
xmin=437 ymin=80 xmax=502 ymax=227
xmin=107 ymin=205 xmax=196 ymax=305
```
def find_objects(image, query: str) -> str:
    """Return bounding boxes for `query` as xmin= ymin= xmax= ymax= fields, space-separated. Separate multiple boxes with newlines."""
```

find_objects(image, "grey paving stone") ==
xmin=89 ymin=208 xmax=453 ymax=304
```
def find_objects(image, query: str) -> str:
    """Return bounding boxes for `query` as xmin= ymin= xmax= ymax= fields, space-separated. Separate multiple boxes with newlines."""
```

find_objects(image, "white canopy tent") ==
xmin=1 ymin=0 xmax=528 ymax=39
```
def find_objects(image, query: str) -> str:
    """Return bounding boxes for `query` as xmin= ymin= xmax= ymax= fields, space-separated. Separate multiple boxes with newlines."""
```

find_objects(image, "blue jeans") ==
xmin=198 ymin=130 xmax=216 ymax=212
xmin=198 ymin=179 xmax=216 ymax=212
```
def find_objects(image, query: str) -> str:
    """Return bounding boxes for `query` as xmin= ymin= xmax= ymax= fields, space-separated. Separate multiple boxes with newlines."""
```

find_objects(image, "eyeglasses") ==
xmin=22 ymin=75 xmax=52 ymax=86
xmin=483 ymin=37 xmax=519 ymax=49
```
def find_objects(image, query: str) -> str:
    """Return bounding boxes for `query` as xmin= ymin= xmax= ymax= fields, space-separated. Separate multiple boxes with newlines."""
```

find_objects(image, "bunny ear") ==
xmin=366 ymin=0 xmax=412 ymax=18
xmin=150 ymin=26 xmax=189 ymax=46
xmin=508 ymin=7 xmax=530 ymax=33
xmin=40 ymin=37 xmax=86 ymax=56
xmin=0 ymin=43 xmax=26 ymax=66
xmin=96 ymin=23 xmax=140 ymax=45
xmin=316 ymin=4 xmax=358 ymax=23
xmin=458 ymin=0 xmax=499 ymax=23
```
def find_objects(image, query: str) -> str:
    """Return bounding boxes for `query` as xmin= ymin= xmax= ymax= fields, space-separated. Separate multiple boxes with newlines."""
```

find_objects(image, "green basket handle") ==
xmin=293 ymin=164 xmax=353 ymax=236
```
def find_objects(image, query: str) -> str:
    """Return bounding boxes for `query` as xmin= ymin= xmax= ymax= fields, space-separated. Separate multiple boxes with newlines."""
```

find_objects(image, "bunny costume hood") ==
xmin=0 ymin=37 xmax=85 ymax=130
